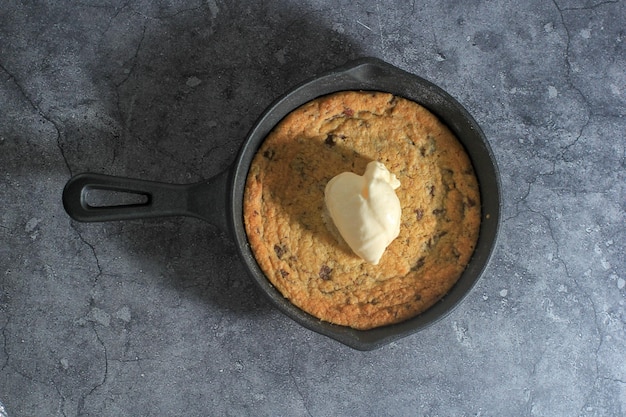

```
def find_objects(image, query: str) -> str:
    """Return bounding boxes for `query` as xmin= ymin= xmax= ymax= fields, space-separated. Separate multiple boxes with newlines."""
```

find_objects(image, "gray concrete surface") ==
xmin=1 ymin=1 xmax=624 ymax=416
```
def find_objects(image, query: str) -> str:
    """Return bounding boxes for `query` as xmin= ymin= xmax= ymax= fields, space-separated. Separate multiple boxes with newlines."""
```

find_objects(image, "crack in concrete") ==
xmin=0 ymin=62 xmax=72 ymax=175
xmin=115 ymin=24 xmax=147 ymax=89
xmin=504 ymin=181 xmax=532 ymax=222
xmin=128 ymin=2 xmax=207 ymax=21
xmin=77 ymin=323 xmax=109 ymax=416
xmin=0 ymin=317 xmax=10 ymax=374
xmin=286 ymin=346 xmax=313 ymax=417
xmin=577 ymin=287 xmax=626 ymax=415
xmin=520 ymin=159 xmax=604 ymax=415
xmin=526 ymin=195 xmax=603 ymax=417
xmin=0 ymin=64 xmax=108 ymax=416
xmin=108 ymin=22 xmax=202 ymax=177
xmin=69 ymin=223 xmax=103 ymax=284
xmin=502 ymin=0 xmax=620 ymax=225
xmin=108 ymin=22 xmax=205 ymax=180
xmin=551 ymin=1 xmax=623 ymax=117
xmin=551 ymin=0 xmax=593 ymax=138
xmin=578 ymin=373 xmax=626 ymax=415
xmin=525 ymin=343 xmax=549 ymax=416
xmin=603 ymin=376 xmax=626 ymax=385
xmin=94 ymin=0 xmax=134 ymax=50
xmin=9 ymin=364 xmax=52 ymax=387
xmin=113 ymin=24 xmax=142 ymax=166
xmin=558 ymin=0 xmax=620 ymax=11
xmin=257 ymin=346 xmax=313 ymax=416
xmin=2 ymin=360 xmax=67 ymax=417
xmin=52 ymin=382 xmax=69 ymax=417
xmin=504 ymin=0 xmax=605 ymax=226
xmin=520 ymin=112 xmax=603 ymax=415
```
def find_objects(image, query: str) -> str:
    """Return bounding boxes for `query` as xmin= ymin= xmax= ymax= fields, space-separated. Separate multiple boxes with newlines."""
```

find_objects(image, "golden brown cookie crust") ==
xmin=243 ymin=91 xmax=481 ymax=330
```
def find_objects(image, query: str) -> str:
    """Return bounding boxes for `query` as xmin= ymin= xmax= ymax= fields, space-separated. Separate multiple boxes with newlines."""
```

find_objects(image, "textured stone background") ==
xmin=1 ymin=1 xmax=624 ymax=416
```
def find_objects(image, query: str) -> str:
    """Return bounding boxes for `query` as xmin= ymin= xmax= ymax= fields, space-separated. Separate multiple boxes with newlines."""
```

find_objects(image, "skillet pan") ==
xmin=63 ymin=57 xmax=501 ymax=351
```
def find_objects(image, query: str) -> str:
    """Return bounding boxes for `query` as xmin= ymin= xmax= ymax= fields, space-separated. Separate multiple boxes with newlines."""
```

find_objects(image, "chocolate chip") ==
xmin=411 ymin=257 xmax=425 ymax=271
xmin=342 ymin=107 xmax=354 ymax=117
xmin=279 ymin=269 xmax=289 ymax=277
xmin=274 ymin=244 xmax=285 ymax=259
xmin=324 ymin=134 xmax=336 ymax=147
xmin=420 ymin=136 xmax=436 ymax=156
xmin=263 ymin=149 xmax=275 ymax=160
xmin=429 ymin=185 xmax=436 ymax=197
xmin=467 ymin=197 xmax=477 ymax=208
xmin=319 ymin=265 xmax=332 ymax=280
xmin=415 ymin=209 xmax=424 ymax=220
xmin=426 ymin=231 xmax=448 ymax=249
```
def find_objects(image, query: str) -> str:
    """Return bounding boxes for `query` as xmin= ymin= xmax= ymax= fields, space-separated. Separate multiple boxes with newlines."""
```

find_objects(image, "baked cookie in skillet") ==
xmin=243 ymin=91 xmax=481 ymax=330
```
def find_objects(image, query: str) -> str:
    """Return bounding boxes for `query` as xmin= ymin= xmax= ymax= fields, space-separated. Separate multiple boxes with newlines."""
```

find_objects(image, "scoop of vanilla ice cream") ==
xmin=324 ymin=161 xmax=401 ymax=264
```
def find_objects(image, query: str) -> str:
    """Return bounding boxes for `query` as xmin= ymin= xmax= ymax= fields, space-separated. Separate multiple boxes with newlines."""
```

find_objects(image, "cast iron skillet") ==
xmin=63 ymin=57 xmax=501 ymax=351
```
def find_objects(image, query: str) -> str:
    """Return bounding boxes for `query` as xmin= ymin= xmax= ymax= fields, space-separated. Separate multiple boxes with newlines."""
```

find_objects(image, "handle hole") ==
xmin=84 ymin=188 xmax=150 ymax=208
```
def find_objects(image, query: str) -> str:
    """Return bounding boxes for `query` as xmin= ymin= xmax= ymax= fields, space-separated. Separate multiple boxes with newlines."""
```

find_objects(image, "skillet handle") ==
xmin=62 ymin=170 xmax=230 ymax=232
